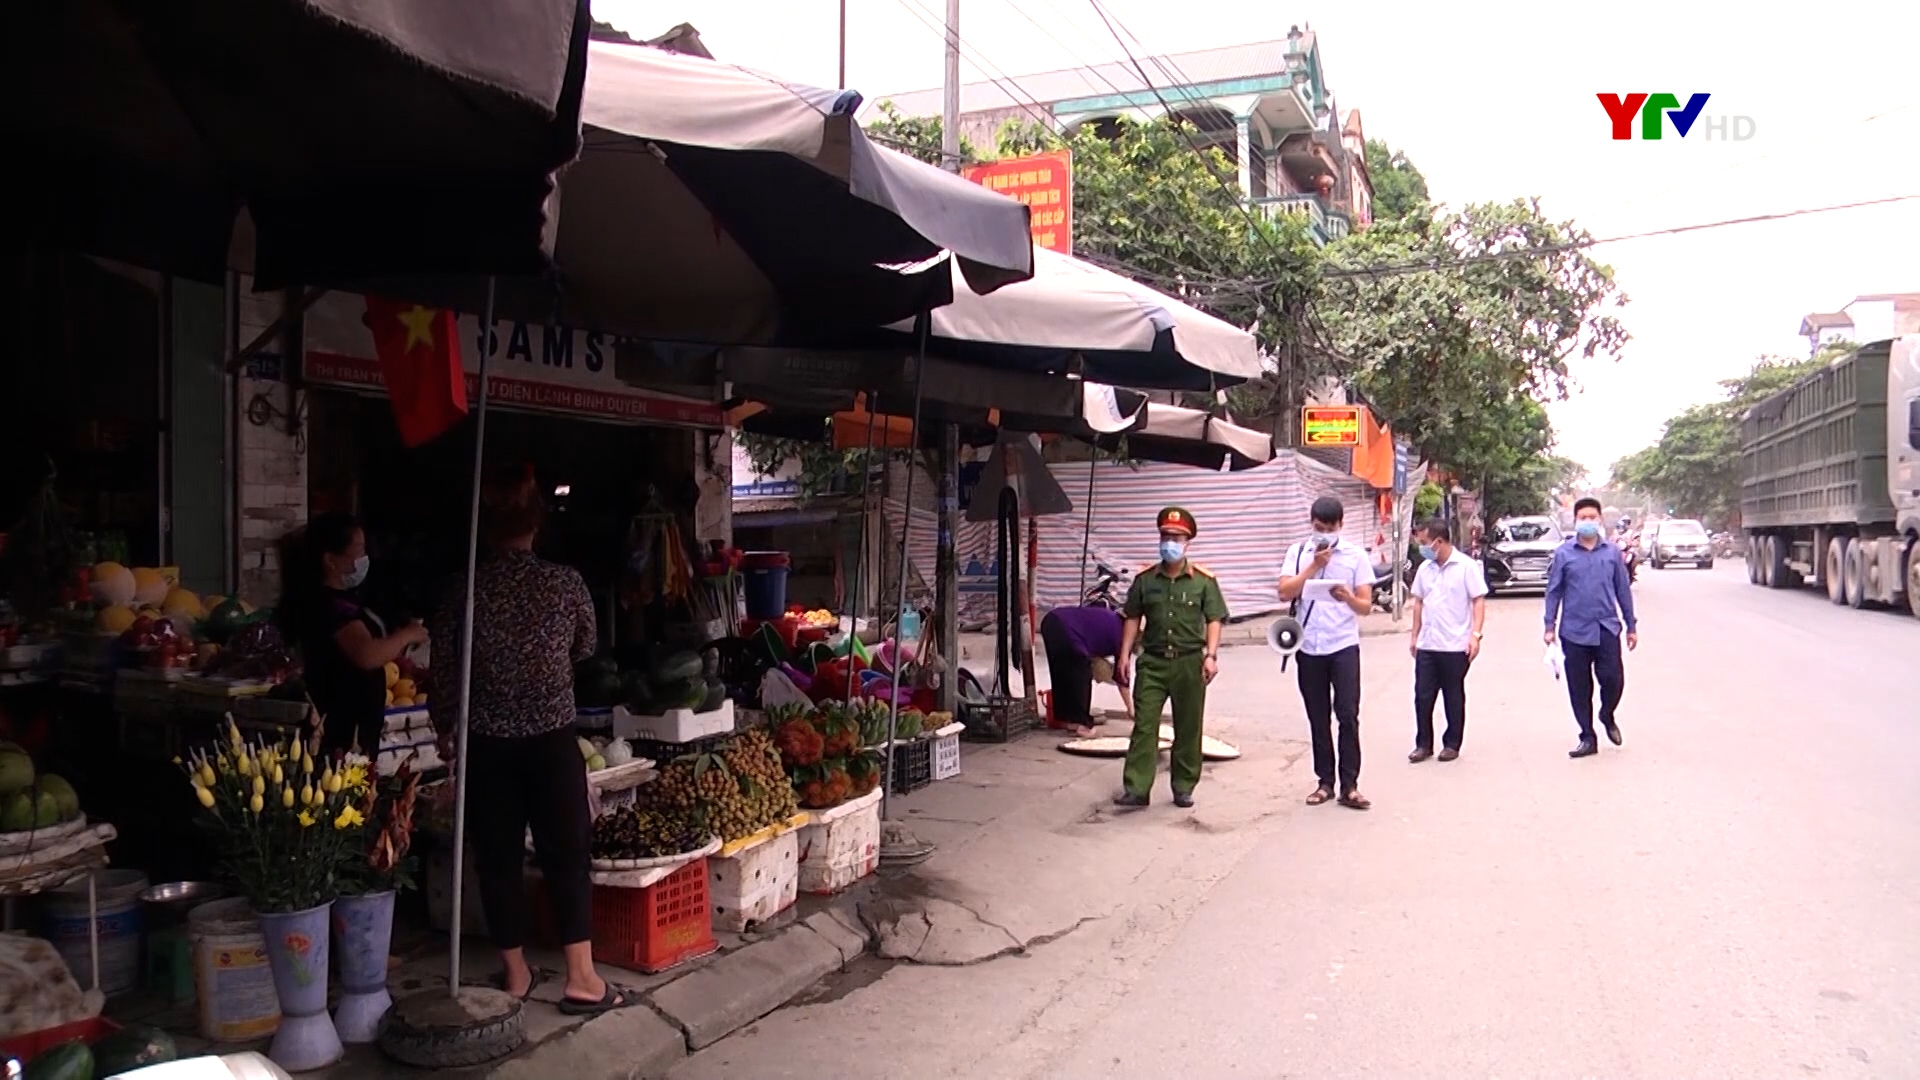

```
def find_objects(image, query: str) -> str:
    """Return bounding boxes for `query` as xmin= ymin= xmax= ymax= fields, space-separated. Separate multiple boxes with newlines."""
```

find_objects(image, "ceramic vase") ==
xmin=258 ymin=902 xmax=344 ymax=1071
xmin=331 ymin=890 xmax=397 ymax=1043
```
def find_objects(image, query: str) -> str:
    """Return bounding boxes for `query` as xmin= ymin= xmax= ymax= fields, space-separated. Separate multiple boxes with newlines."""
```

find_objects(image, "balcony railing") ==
xmin=1252 ymin=193 xmax=1353 ymax=245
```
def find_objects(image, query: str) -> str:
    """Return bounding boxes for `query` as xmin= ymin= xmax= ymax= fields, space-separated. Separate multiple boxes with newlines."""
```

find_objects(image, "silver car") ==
xmin=1485 ymin=516 xmax=1564 ymax=595
xmin=1649 ymin=518 xmax=1714 ymax=569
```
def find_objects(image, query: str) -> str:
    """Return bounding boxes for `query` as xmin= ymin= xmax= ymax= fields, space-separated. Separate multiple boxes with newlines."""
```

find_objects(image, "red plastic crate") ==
xmin=0 ymin=1014 xmax=119 ymax=1062
xmin=593 ymin=858 xmax=718 ymax=973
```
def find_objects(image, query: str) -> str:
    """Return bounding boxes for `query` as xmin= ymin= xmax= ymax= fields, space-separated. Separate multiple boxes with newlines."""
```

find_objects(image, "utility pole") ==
xmin=936 ymin=0 xmax=963 ymax=711
xmin=837 ymin=0 xmax=847 ymax=89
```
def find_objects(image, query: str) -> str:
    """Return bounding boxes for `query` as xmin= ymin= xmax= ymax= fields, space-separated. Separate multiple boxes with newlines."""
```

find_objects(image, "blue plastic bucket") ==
xmin=743 ymin=567 xmax=790 ymax=619
xmin=44 ymin=869 xmax=148 ymax=995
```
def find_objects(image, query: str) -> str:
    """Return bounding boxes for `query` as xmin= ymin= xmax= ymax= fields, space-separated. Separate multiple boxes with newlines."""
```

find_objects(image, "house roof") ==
xmin=588 ymin=20 xmax=712 ymax=59
xmin=1342 ymin=108 xmax=1364 ymax=138
xmin=1799 ymin=311 xmax=1854 ymax=331
xmin=868 ymin=36 xmax=1313 ymax=119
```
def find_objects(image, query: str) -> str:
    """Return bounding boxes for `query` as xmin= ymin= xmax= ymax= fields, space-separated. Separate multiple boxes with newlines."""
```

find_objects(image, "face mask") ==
xmin=1159 ymin=539 xmax=1186 ymax=564
xmin=340 ymin=555 xmax=370 ymax=589
xmin=1312 ymin=531 xmax=1338 ymax=550
xmin=1419 ymin=544 xmax=1438 ymax=561
xmin=1575 ymin=521 xmax=1602 ymax=541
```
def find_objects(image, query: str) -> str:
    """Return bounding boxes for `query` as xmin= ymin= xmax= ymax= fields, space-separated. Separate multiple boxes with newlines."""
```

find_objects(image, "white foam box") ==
xmin=707 ymin=828 xmax=800 ymax=932
xmin=930 ymin=722 xmax=964 ymax=781
xmin=795 ymin=788 xmax=882 ymax=896
xmin=613 ymin=698 xmax=735 ymax=743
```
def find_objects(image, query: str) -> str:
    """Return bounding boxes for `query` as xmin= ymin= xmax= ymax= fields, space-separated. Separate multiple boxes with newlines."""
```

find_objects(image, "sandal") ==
xmin=558 ymin=982 xmax=641 ymax=1017
xmin=482 ymin=966 xmax=551 ymax=1001
xmin=1339 ymin=790 xmax=1372 ymax=811
xmin=1305 ymin=786 xmax=1334 ymax=806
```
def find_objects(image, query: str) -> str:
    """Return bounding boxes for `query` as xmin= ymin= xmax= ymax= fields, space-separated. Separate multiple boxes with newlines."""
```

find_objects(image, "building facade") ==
xmin=1800 ymin=293 xmax=1920 ymax=356
xmin=870 ymin=28 xmax=1371 ymax=246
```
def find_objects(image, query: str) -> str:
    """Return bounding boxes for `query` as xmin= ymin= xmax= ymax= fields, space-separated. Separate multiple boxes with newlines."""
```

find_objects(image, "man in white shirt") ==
xmin=1406 ymin=519 xmax=1488 ymax=763
xmin=1278 ymin=496 xmax=1375 ymax=810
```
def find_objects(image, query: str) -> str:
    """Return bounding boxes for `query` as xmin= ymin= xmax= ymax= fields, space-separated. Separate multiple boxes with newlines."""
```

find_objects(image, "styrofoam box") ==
xmin=930 ymin=722 xmax=963 ymax=781
xmin=613 ymin=699 xmax=735 ymax=744
xmin=708 ymin=829 xmax=800 ymax=932
xmin=796 ymin=788 xmax=881 ymax=896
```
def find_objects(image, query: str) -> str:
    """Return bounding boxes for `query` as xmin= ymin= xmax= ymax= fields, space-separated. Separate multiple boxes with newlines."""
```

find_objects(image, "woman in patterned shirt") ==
xmin=430 ymin=466 xmax=635 ymax=1016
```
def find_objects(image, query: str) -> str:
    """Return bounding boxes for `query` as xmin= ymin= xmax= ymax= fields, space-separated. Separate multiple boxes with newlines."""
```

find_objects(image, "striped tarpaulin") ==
xmin=882 ymin=451 xmax=1385 ymax=625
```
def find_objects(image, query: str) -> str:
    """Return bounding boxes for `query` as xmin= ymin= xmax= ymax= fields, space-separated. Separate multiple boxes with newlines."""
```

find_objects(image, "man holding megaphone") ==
xmin=1279 ymin=496 xmax=1375 ymax=810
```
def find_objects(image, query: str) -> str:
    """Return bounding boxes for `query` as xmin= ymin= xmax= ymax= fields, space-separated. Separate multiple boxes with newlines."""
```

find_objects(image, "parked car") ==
xmin=1483 ymin=515 xmax=1564 ymax=595
xmin=1648 ymin=518 xmax=1715 ymax=569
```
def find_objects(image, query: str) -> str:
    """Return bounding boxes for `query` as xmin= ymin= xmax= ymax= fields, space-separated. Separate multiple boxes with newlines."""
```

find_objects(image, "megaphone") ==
xmin=1266 ymin=615 xmax=1304 ymax=657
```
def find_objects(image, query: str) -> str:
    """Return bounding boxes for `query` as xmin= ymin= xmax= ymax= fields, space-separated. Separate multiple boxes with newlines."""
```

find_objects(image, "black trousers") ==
xmin=1040 ymin=619 xmax=1094 ymax=724
xmin=1297 ymin=645 xmax=1362 ymax=791
xmin=468 ymin=727 xmax=593 ymax=949
xmin=1413 ymin=649 xmax=1471 ymax=751
xmin=1562 ymin=636 xmax=1625 ymax=740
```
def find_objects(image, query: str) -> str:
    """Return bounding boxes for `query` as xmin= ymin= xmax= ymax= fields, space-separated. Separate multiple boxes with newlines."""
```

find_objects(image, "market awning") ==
xmin=1113 ymin=402 xmax=1275 ymax=471
xmin=15 ymin=0 xmax=592 ymax=285
xmin=850 ymin=247 xmax=1265 ymax=391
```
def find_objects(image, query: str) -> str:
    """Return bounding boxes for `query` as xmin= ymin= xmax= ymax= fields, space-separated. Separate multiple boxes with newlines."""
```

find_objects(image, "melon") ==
xmin=23 ymin=1039 xmax=93 ymax=1080
xmin=31 ymin=789 xmax=58 ymax=829
xmin=132 ymin=568 xmax=169 ymax=607
xmin=162 ymin=588 xmax=206 ymax=621
xmin=0 ymin=792 xmax=33 ymax=832
xmin=0 ymin=751 xmax=34 ymax=798
xmin=90 ymin=562 xmax=136 ymax=607
xmin=37 ymin=775 xmax=80 ymax=821
xmin=91 ymin=1024 xmax=178 ymax=1074
xmin=96 ymin=605 xmax=137 ymax=635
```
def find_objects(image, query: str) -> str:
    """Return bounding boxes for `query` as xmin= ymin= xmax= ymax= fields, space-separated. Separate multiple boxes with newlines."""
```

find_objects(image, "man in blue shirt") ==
xmin=1543 ymin=496 xmax=1639 ymax=758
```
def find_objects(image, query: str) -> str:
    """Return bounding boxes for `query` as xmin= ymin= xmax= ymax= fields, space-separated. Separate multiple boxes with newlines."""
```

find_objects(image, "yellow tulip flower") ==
xmin=248 ymin=793 xmax=264 ymax=814
xmin=196 ymin=786 xmax=215 ymax=809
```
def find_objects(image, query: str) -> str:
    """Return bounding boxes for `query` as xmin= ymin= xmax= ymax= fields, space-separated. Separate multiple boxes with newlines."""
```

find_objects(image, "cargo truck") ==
xmin=1739 ymin=336 xmax=1920 ymax=618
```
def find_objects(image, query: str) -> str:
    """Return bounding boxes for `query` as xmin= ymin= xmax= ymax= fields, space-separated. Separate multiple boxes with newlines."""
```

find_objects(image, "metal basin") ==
xmin=140 ymin=881 xmax=227 ymax=928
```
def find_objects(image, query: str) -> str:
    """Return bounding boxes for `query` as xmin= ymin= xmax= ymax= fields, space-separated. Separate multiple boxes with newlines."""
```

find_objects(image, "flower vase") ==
xmin=331 ymin=890 xmax=397 ymax=1043
xmin=258 ymin=902 xmax=344 ymax=1072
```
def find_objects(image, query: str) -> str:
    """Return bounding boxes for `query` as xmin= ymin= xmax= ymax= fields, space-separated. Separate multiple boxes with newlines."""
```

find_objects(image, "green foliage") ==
xmin=735 ymin=430 xmax=889 ymax=504
xmin=864 ymin=103 xmax=971 ymax=167
xmin=1610 ymin=344 xmax=1848 ymax=523
xmin=1364 ymin=139 xmax=1430 ymax=223
xmin=1413 ymin=482 xmax=1445 ymax=519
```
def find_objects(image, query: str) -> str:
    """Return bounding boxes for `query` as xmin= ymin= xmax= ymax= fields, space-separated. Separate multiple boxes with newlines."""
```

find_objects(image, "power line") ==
xmin=1321 ymin=194 xmax=1920 ymax=280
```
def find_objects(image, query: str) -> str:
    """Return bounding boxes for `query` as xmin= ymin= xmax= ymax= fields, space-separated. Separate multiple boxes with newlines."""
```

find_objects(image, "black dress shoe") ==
xmin=1408 ymin=746 xmax=1433 ymax=763
xmin=1437 ymin=747 xmax=1459 ymax=762
xmin=1603 ymin=720 xmax=1623 ymax=746
xmin=1172 ymin=790 xmax=1195 ymax=808
xmin=1113 ymin=792 xmax=1151 ymax=808
xmin=1569 ymin=740 xmax=1599 ymax=759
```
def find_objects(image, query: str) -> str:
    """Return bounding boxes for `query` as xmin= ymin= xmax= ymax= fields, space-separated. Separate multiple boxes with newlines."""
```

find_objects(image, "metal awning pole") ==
xmin=881 ymin=320 xmax=930 ymax=825
xmin=447 ymin=277 xmax=497 ymax=996
xmin=1076 ymin=448 xmax=1098 ymax=598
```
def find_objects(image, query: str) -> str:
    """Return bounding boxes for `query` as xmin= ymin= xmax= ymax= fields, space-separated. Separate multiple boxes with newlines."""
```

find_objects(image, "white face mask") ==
xmin=340 ymin=555 xmax=370 ymax=589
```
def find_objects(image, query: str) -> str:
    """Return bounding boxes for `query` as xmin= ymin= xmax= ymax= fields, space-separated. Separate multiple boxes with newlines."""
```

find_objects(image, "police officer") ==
xmin=1114 ymin=507 xmax=1228 ymax=809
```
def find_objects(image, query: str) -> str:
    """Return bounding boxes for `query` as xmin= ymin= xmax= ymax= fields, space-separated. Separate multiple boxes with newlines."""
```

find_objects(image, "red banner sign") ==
xmin=963 ymin=150 xmax=1073 ymax=253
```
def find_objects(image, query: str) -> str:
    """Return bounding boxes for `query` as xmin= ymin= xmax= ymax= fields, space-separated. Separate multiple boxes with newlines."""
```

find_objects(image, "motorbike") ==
xmin=1369 ymin=557 xmax=1415 ymax=614
xmin=1619 ymin=532 xmax=1640 ymax=583
xmin=1081 ymin=561 xmax=1126 ymax=611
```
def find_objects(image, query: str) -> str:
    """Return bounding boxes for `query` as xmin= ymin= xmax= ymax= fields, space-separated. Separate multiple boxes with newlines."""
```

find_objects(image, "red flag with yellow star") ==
xmin=363 ymin=297 xmax=469 ymax=447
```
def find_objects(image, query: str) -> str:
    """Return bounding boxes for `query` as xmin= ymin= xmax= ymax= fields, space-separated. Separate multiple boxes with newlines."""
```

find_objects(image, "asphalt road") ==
xmin=673 ymin=561 xmax=1919 ymax=1080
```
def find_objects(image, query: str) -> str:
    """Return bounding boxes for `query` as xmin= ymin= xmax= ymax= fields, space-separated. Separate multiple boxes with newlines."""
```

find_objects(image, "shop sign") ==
xmin=1301 ymin=406 xmax=1362 ymax=446
xmin=303 ymin=293 xmax=724 ymax=428
xmin=962 ymin=150 xmax=1072 ymax=253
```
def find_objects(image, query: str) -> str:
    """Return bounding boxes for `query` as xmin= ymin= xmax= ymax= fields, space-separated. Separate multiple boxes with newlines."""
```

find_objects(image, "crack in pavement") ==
xmin=901 ymin=914 xmax=1107 ymax=968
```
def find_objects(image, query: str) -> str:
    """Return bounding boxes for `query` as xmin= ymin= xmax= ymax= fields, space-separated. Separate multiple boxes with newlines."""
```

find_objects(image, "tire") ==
xmin=1826 ymin=537 xmax=1851 ymax=605
xmin=1767 ymin=536 xmax=1792 ymax=589
xmin=378 ymin=996 xmax=527 ymax=1069
xmin=1747 ymin=538 xmax=1762 ymax=584
xmin=1844 ymin=542 xmax=1868 ymax=609
xmin=1906 ymin=542 xmax=1920 ymax=620
xmin=1699 ymin=559 xmax=1713 ymax=569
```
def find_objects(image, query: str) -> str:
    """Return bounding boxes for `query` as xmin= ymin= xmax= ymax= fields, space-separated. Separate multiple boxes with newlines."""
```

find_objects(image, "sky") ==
xmin=596 ymin=0 xmax=1920 ymax=479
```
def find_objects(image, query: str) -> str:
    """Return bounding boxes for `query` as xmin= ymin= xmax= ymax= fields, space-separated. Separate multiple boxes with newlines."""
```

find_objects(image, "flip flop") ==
xmin=1338 ymin=791 xmax=1372 ymax=811
xmin=1305 ymin=787 xmax=1334 ymax=806
xmin=483 ymin=965 xmax=551 ymax=1001
xmin=558 ymin=982 xmax=641 ymax=1017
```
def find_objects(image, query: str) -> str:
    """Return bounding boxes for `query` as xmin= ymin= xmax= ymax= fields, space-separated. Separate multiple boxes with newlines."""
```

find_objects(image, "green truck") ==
xmin=1739 ymin=336 xmax=1920 ymax=618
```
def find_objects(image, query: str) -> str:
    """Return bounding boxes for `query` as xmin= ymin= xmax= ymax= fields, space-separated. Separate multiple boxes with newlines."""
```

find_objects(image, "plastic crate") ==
xmin=591 ymin=857 xmax=718 ymax=973
xmin=0 ymin=1014 xmax=119 ymax=1061
xmin=958 ymin=696 xmax=1034 ymax=743
xmin=630 ymin=730 xmax=732 ymax=766
xmin=888 ymin=737 xmax=932 ymax=794
xmin=930 ymin=723 xmax=963 ymax=781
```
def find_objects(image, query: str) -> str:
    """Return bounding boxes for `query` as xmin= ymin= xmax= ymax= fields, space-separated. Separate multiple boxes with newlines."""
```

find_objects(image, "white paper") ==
xmin=1301 ymin=579 xmax=1343 ymax=602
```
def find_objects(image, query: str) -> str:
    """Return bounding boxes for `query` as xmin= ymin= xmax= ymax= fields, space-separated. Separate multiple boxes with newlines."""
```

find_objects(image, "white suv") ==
xmin=1650 ymin=519 xmax=1714 ymax=569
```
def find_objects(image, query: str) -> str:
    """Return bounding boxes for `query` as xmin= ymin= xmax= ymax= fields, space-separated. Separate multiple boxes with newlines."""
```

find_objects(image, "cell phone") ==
xmin=1312 ymin=534 xmax=1336 ymax=551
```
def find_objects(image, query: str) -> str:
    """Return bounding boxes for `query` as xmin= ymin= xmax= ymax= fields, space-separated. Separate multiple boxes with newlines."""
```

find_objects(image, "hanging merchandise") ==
xmin=0 ymin=459 xmax=81 ymax=625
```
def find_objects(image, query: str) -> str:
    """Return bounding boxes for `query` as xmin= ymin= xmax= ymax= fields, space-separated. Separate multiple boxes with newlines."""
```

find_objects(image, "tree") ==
xmin=1610 ymin=343 xmax=1850 ymax=524
xmin=1364 ymin=139 xmax=1430 ymax=223
xmin=1319 ymin=199 xmax=1628 ymax=494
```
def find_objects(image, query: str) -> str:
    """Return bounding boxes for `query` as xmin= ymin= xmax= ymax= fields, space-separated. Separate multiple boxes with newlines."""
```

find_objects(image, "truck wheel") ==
xmin=1825 ymin=537 xmax=1851 ymax=605
xmin=1746 ymin=538 xmax=1762 ymax=584
xmin=1767 ymin=536 xmax=1792 ymax=589
xmin=1844 ymin=542 xmax=1868 ymax=609
xmin=1907 ymin=544 xmax=1920 ymax=620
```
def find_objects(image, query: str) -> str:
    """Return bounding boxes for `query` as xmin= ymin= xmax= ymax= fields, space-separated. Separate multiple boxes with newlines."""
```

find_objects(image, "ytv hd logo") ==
xmin=1597 ymin=94 xmax=1755 ymax=140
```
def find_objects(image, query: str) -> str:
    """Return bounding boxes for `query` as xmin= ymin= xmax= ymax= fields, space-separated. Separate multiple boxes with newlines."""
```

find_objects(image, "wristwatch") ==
xmin=1472 ymin=631 xmax=1485 ymax=640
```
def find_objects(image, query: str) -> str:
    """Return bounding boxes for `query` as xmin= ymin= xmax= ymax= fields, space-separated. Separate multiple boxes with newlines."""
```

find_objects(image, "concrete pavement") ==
xmin=673 ymin=562 xmax=1920 ymax=1079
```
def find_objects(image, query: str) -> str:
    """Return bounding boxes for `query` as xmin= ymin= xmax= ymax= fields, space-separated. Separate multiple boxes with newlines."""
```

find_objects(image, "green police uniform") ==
xmin=1121 ymin=510 xmax=1229 ymax=797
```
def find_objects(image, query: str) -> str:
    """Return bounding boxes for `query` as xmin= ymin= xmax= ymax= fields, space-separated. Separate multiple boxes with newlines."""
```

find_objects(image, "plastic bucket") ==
xmin=743 ymin=566 xmax=790 ymax=620
xmin=189 ymin=898 xmax=282 ymax=1043
xmin=43 ymin=870 xmax=147 ymax=996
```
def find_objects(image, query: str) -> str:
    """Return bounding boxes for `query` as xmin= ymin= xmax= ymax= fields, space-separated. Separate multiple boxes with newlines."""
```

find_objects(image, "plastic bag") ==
xmin=760 ymin=667 xmax=813 ymax=711
xmin=1543 ymin=643 xmax=1564 ymax=682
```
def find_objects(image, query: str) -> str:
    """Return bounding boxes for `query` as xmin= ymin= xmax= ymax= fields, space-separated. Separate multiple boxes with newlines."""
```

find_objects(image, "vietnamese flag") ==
xmin=364 ymin=297 xmax=469 ymax=446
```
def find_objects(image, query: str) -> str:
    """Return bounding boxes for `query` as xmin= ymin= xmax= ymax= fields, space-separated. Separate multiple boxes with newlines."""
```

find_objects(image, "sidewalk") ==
xmin=959 ymin=608 xmax=1406 ymax=666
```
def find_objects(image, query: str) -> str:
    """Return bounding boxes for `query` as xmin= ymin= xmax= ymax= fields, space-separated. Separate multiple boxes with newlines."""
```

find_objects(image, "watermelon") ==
xmin=92 ymin=1024 xmax=178 ymax=1075
xmin=204 ymin=598 xmax=250 ymax=644
xmin=665 ymin=676 xmax=707 ymax=710
xmin=575 ymin=668 xmax=624 ymax=710
xmin=696 ymin=678 xmax=727 ymax=714
xmin=648 ymin=651 xmax=704 ymax=686
xmin=582 ymin=653 xmax=620 ymax=679
xmin=624 ymin=676 xmax=659 ymax=715
xmin=24 ymin=1040 xmax=93 ymax=1080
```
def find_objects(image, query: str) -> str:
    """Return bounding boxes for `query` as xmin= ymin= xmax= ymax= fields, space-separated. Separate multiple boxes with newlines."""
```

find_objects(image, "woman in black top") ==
xmin=278 ymin=512 xmax=427 ymax=758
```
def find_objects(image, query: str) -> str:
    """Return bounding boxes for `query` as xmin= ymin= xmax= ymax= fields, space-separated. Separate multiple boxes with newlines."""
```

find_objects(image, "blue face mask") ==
xmin=1419 ymin=544 xmax=1438 ymax=561
xmin=1575 ymin=521 xmax=1602 ymax=541
xmin=1159 ymin=539 xmax=1186 ymax=564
